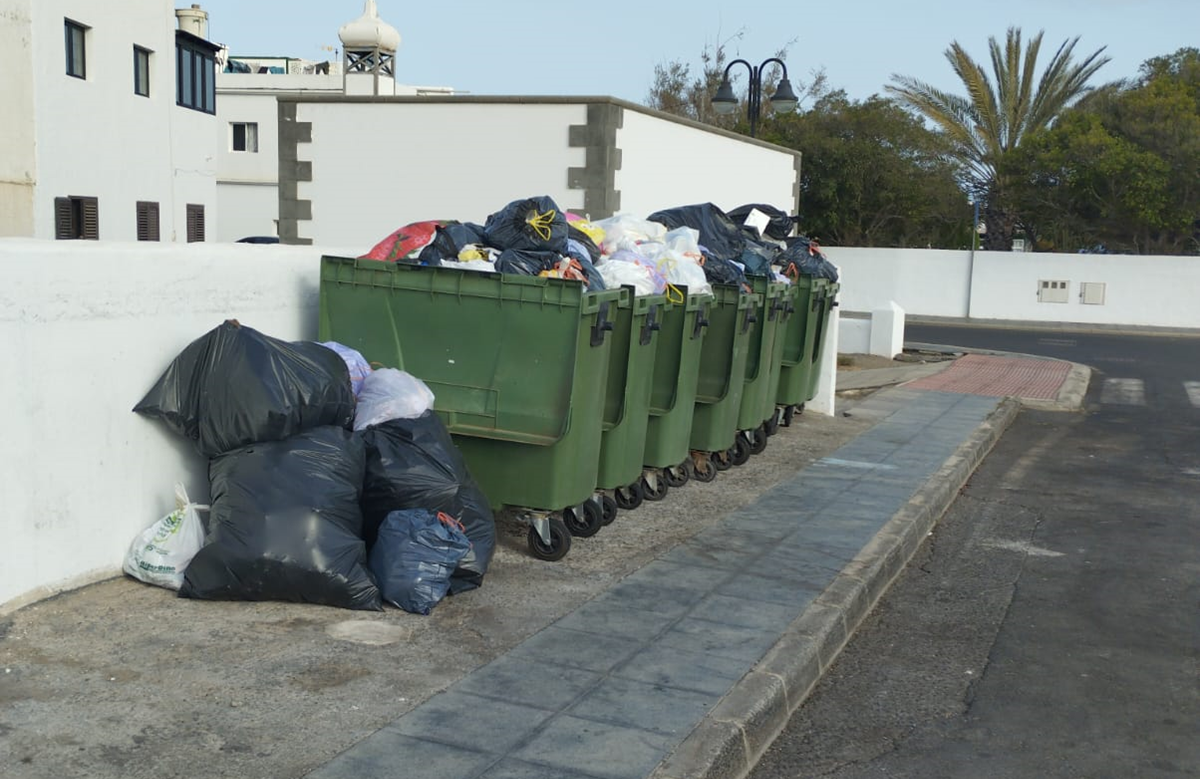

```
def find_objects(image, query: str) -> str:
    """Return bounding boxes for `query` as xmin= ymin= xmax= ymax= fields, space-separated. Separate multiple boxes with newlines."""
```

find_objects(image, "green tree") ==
xmin=1012 ymin=47 xmax=1200 ymax=254
xmin=763 ymin=92 xmax=968 ymax=247
xmin=887 ymin=27 xmax=1111 ymax=249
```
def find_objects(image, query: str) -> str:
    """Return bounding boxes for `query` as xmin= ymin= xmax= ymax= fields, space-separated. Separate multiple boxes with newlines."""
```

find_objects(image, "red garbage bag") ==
xmin=360 ymin=220 xmax=450 ymax=262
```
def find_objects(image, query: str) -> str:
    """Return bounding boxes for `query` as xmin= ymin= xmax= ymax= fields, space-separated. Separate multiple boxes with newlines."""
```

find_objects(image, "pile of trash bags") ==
xmin=126 ymin=320 xmax=495 ymax=615
xmin=360 ymin=196 xmax=838 ymax=297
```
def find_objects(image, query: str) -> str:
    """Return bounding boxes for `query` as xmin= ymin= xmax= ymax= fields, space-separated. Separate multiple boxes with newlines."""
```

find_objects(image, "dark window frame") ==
xmin=54 ymin=196 xmax=99 ymax=240
xmin=186 ymin=204 xmax=205 ymax=243
xmin=231 ymin=121 xmax=258 ymax=152
xmin=134 ymin=46 xmax=151 ymax=97
xmin=65 ymin=19 xmax=87 ymax=79
xmin=136 ymin=201 xmax=160 ymax=241
xmin=175 ymin=33 xmax=218 ymax=114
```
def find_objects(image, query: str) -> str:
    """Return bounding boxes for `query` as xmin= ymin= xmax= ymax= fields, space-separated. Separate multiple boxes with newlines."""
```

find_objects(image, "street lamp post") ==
xmin=711 ymin=58 xmax=798 ymax=138
xmin=966 ymin=194 xmax=980 ymax=318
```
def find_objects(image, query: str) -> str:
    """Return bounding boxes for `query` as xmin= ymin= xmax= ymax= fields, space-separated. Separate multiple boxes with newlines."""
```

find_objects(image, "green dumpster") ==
xmin=318 ymin=255 xmax=625 ymax=562
xmin=732 ymin=278 xmax=788 ymax=462
xmin=774 ymin=275 xmax=823 ymax=425
xmin=593 ymin=291 xmax=664 ymax=527
xmin=805 ymin=281 xmax=840 ymax=402
xmin=642 ymin=290 xmax=712 ymax=485
xmin=689 ymin=285 xmax=756 ymax=472
xmin=762 ymin=281 xmax=797 ymax=436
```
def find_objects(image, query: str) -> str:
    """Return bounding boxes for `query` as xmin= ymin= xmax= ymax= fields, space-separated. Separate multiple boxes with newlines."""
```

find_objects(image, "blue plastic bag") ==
xmin=368 ymin=509 xmax=472 ymax=615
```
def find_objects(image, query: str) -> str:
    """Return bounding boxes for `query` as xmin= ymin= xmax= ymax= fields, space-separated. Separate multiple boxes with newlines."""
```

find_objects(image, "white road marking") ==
xmin=1184 ymin=381 xmax=1200 ymax=408
xmin=982 ymin=540 xmax=1066 ymax=558
xmin=815 ymin=458 xmax=897 ymax=470
xmin=1100 ymin=378 xmax=1145 ymax=406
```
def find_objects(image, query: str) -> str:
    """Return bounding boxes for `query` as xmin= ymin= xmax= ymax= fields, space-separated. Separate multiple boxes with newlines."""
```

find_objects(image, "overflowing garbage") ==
xmin=357 ymin=196 xmax=838 ymax=297
xmin=128 ymin=320 xmax=496 ymax=614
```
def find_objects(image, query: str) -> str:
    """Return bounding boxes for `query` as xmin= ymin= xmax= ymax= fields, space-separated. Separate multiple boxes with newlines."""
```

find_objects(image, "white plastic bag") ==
xmin=593 ymin=214 xmax=668 ymax=255
xmin=319 ymin=341 xmax=373 ymax=396
xmin=123 ymin=484 xmax=207 ymax=591
xmin=354 ymin=368 xmax=436 ymax=431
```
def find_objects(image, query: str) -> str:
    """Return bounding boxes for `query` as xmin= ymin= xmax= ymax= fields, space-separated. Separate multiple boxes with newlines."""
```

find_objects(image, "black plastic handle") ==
xmin=692 ymin=306 xmax=711 ymax=339
xmin=640 ymin=305 xmax=662 ymax=346
xmin=591 ymin=302 xmax=614 ymax=346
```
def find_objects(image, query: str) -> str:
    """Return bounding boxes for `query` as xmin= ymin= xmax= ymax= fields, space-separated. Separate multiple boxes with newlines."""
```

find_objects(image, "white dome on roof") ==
xmin=338 ymin=0 xmax=400 ymax=53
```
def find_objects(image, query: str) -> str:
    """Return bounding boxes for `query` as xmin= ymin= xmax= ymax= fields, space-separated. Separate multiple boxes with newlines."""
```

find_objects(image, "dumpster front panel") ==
xmin=689 ymin=286 xmax=754 ymax=453
xmin=776 ymin=276 xmax=820 ymax=406
xmin=644 ymin=292 xmax=709 ymax=468
xmin=806 ymin=281 xmax=839 ymax=401
xmin=597 ymin=294 xmax=664 ymax=490
xmin=736 ymin=280 xmax=787 ymax=431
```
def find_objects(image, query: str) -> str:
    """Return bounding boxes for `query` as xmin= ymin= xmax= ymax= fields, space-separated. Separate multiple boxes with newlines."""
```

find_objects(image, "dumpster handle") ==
xmin=692 ymin=306 xmax=710 ymax=339
xmin=768 ymin=297 xmax=785 ymax=322
xmin=591 ymin=302 xmax=615 ymax=346
xmin=742 ymin=306 xmax=757 ymax=333
xmin=640 ymin=304 xmax=663 ymax=346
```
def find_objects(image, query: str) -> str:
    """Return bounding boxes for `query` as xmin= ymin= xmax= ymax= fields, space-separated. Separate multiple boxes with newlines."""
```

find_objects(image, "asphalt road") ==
xmin=749 ymin=325 xmax=1200 ymax=778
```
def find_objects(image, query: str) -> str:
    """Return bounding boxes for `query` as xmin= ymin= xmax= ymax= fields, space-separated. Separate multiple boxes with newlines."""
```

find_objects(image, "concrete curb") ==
xmin=906 ymin=315 xmax=1200 ymax=338
xmin=650 ymin=397 xmax=1023 ymax=779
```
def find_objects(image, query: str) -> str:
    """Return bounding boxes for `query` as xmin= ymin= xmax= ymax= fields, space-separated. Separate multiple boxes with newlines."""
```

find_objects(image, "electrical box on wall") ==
xmin=1038 ymin=280 xmax=1070 ymax=303
xmin=1080 ymin=282 xmax=1107 ymax=305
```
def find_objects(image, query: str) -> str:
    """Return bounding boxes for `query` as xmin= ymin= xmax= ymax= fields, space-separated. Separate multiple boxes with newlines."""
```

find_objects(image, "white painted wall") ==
xmin=216 ymin=90 xmax=282 ymax=240
xmin=828 ymin=247 xmax=1200 ymax=329
xmin=0 ymin=238 xmax=360 ymax=613
xmin=615 ymin=110 xmax=799 ymax=217
xmin=295 ymin=101 xmax=589 ymax=247
xmin=11 ymin=0 xmax=218 ymax=241
xmin=217 ymin=183 xmax=279 ymax=241
xmin=0 ymin=0 xmax=36 ymax=237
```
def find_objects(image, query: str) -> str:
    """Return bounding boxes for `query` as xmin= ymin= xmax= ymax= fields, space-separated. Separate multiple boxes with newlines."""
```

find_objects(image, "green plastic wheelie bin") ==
xmin=641 ymin=290 xmax=712 ymax=489
xmin=689 ymin=285 xmax=756 ymax=475
xmin=731 ymin=278 xmax=788 ymax=464
xmin=592 ymin=291 xmax=664 ymax=531
xmin=774 ymin=276 xmax=824 ymax=427
xmin=761 ymin=281 xmax=797 ymax=438
xmin=317 ymin=255 xmax=625 ymax=562
xmin=805 ymin=280 xmax=840 ymax=402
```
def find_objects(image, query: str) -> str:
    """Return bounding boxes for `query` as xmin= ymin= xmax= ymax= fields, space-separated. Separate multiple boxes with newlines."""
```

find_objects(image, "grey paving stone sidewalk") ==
xmin=306 ymin=389 xmax=1002 ymax=779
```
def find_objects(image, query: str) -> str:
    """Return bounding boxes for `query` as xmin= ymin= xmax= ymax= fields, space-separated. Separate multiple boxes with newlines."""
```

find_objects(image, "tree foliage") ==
xmin=887 ymin=27 xmax=1111 ymax=249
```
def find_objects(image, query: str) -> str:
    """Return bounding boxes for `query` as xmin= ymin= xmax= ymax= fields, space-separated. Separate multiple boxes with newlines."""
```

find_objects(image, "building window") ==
xmin=134 ymin=46 xmax=151 ymax=97
xmin=54 ymin=196 xmax=99 ymax=240
xmin=176 ymin=34 xmax=217 ymax=113
xmin=186 ymin=204 xmax=205 ymax=242
xmin=136 ymin=201 xmax=160 ymax=241
xmin=65 ymin=19 xmax=87 ymax=79
xmin=231 ymin=122 xmax=259 ymax=152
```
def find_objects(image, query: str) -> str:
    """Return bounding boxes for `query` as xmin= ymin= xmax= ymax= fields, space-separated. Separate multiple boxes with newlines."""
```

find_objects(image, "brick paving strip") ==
xmin=305 ymin=388 xmax=1021 ymax=779
xmin=904 ymin=354 xmax=1073 ymax=400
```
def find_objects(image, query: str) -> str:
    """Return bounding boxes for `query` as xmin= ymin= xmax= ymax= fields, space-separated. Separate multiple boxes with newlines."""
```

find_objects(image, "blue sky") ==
xmin=200 ymin=0 xmax=1198 ymax=103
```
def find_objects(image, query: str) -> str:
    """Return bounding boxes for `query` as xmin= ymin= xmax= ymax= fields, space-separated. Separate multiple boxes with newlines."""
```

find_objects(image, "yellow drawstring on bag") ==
xmin=665 ymin=284 xmax=686 ymax=305
xmin=525 ymin=209 xmax=557 ymax=242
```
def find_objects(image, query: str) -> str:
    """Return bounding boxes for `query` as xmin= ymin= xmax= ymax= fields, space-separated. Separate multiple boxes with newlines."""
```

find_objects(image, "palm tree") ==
xmin=887 ymin=27 xmax=1110 ymax=249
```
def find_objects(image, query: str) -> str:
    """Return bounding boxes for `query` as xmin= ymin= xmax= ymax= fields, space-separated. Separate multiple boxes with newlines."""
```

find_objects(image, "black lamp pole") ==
xmin=712 ymin=57 xmax=798 ymax=138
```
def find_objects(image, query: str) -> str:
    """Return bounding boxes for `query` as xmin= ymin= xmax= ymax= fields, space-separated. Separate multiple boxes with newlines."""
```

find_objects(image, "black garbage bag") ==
xmin=417 ymin=222 xmax=487 ymax=265
xmin=727 ymin=203 xmax=796 ymax=241
xmin=133 ymin=320 xmax=355 ymax=457
xmin=779 ymin=236 xmax=840 ymax=281
xmin=495 ymin=248 xmax=559 ymax=277
xmin=700 ymin=253 xmax=750 ymax=288
xmin=646 ymin=203 xmax=746 ymax=262
xmin=483 ymin=195 xmax=568 ymax=253
xmin=567 ymin=225 xmax=602 ymax=263
xmin=360 ymin=413 xmax=496 ymax=594
xmin=564 ymin=239 xmax=607 ymax=292
xmin=180 ymin=426 xmax=382 ymax=610
xmin=368 ymin=509 xmax=472 ymax=615
xmin=738 ymin=242 xmax=781 ymax=278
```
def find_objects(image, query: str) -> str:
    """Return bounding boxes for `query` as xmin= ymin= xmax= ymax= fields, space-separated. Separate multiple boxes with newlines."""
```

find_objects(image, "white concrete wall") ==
xmin=615 ymin=110 xmax=799 ymax=217
xmin=827 ymin=247 xmax=1200 ymax=329
xmin=295 ymin=101 xmax=589 ymax=247
xmin=0 ymin=0 xmax=36 ymax=237
xmin=217 ymin=183 xmax=279 ymax=241
xmin=216 ymin=91 xmax=280 ymax=186
xmin=0 ymin=238 xmax=358 ymax=613
xmin=19 ymin=0 xmax=216 ymax=241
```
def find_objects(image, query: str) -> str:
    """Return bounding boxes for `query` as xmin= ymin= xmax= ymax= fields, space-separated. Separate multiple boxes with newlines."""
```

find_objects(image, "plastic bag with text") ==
xmin=123 ymin=483 xmax=208 ymax=591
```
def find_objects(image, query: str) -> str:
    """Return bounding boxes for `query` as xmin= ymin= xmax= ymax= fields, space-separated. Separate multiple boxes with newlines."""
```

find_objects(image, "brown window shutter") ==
xmin=136 ymin=201 xmax=160 ymax=241
xmin=54 ymin=197 xmax=74 ymax=239
xmin=186 ymin=204 xmax=205 ymax=242
xmin=81 ymin=197 xmax=99 ymax=240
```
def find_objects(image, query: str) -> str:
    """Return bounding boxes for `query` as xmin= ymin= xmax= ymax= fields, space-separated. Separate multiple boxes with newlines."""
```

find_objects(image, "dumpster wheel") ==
xmin=527 ymin=516 xmax=572 ymax=561
xmin=690 ymin=453 xmax=718 ymax=483
xmin=615 ymin=482 xmax=644 ymax=511
xmin=641 ymin=470 xmax=670 ymax=502
xmin=781 ymin=404 xmax=799 ymax=427
xmin=664 ymin=462 xmax=691 ymax=488
xmin=731 ymin=436 xmax=752 ymax=466
xmin=563 ymin=501 xmax=603 ymax=538
xmin=712 ymin=449 xmax=734 ymax=471
xmin=599 ymin=494 xmax=619 ymax=526
xmin=765 ymin=409 xmax=781 ymax=437
xmin=749 ymin=425 xmax=769 ymax=455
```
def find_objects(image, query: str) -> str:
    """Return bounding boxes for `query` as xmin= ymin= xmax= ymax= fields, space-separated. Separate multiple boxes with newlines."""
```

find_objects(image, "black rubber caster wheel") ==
xmin=600 ymin=494 xmax=619 ymax=526
xmin=527 ymin=517 xmax=571 ymax=561
xmin=692 ymin=457 xmax=717 ymax=483
xmin=641 ymin=472 xmax=669 ymax=501
xmin=765 ymin=411 xmax=781 ymax=437
xmin=615 ymin=481 xmax=644 ymax=511
xmin=563 ymin=501 xmax=603 ymax=538
xmin=712 ymin=449 xmax=734 ymax=471
xmin=781 ymin=404 xmax=797 ymax=427
xmin=663 ymin=463 xmax=690 ymax=488
xmin=749 ymin=424 xmax=769 ymax=455
xmin=731 ymin=435 xmax=752 ymax=466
